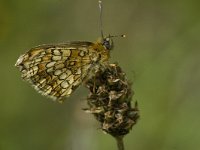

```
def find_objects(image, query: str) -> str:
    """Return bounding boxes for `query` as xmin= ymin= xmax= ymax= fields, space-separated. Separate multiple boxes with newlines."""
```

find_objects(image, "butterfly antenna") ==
xmin=110 ymin=34 xmax=126 ymax=38
xmin=99 ymin=0 xmax=104 ymax=39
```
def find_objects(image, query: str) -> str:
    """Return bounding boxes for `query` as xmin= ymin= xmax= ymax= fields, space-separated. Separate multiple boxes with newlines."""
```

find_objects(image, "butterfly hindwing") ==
xmin=15 ymin=42 xmax=94 ymax=101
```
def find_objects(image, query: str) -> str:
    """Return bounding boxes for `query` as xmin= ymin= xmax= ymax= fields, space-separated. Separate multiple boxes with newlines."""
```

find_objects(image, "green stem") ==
xmin=115 ymin=136 xmax=124 ymax=150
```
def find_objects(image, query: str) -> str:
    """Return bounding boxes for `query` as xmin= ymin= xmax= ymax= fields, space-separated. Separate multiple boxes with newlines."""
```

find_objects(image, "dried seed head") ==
xmin=84 ymin=63 xmax=139 ymax=137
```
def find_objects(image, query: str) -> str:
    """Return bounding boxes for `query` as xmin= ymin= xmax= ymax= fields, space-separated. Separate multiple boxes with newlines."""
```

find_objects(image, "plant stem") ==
xmin=115 ymin=136 xmax=124 ymax=150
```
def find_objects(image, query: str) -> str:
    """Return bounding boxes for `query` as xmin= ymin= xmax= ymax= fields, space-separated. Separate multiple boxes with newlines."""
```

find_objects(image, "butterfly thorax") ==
xmin=90 ymin=41 xmax=110 ymax=64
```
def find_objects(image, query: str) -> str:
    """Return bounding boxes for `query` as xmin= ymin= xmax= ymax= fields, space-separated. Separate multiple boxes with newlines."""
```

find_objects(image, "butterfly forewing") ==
xmin=15 ymin=42 xmax=106 ymax=102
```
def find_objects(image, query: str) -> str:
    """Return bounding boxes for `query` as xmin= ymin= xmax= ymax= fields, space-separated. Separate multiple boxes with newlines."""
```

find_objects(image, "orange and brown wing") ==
xmin=15 ymin=42 xmax=94 ymax=102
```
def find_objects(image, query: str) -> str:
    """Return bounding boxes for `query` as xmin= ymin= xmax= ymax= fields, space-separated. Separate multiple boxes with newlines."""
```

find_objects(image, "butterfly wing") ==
xmin=15 ymin=42 xmax=94 ymax=102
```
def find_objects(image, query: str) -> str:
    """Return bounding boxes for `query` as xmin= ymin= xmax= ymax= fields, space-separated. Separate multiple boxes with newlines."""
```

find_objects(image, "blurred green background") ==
xmin=1 ymin=0 xmax=200 ymax=150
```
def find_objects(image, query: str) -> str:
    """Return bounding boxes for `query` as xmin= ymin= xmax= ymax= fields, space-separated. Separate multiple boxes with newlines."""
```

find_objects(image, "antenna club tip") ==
xmin=121 ymin=34 xmax=126 ymax=38
xmin=99 ymin=0 xmax=102 ymax=4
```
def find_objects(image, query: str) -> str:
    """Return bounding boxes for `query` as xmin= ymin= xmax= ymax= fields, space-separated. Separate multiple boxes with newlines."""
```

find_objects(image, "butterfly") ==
xmin=15 ymin=1 xmax=124 ymax=102
xmin=15 ymin=37 xmax=115 ymax=102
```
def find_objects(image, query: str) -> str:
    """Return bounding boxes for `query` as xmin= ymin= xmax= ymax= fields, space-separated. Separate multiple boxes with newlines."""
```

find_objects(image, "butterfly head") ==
xmin=101 ymin=34 xmax=126 ymax=50
xmin=102 ymin=35 xmax=113 ymax=50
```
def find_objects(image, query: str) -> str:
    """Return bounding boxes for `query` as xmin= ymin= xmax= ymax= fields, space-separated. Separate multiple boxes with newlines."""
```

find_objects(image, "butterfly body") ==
xmin=15 ymin=38 xmax=112 ymax=102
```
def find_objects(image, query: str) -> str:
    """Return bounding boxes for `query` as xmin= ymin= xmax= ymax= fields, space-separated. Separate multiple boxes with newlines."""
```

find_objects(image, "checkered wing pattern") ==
xmin=15 ymin=42 xmax=97 ymax=102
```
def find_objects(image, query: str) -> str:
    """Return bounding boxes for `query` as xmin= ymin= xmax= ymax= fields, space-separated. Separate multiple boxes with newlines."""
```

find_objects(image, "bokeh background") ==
xmin=1 ymin=0 xmax=200 ymax=150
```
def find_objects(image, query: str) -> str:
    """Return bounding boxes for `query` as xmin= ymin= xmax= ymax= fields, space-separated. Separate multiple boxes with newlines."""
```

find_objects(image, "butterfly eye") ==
xmin=103 ymin=37 xmax=113 ymax=50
